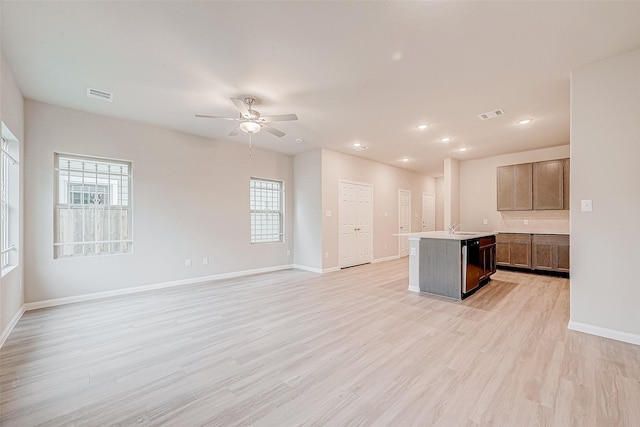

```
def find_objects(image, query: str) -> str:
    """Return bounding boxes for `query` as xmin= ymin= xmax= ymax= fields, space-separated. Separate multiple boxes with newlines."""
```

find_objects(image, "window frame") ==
xmin=54 ymin=153 xmax=133 ymax=258
xmin=249 ymin=177 xmax=284 ymax=244
xmin=1 ymin=123 xmax=19 ymax=276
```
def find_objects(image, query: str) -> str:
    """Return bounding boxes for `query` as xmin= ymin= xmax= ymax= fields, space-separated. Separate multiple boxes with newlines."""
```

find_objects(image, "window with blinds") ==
xmin=250 ymin=178 xmax=283 ymax=243
xmin=54 ymin=154 xmax=132 ymax=258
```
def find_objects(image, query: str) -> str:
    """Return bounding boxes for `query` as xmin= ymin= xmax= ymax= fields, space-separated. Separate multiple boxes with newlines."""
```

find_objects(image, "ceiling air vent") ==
xmin=478 ymin=108 xmax=505 ymax=120
xmin=87 ymin=88 xmax=113 ymax=102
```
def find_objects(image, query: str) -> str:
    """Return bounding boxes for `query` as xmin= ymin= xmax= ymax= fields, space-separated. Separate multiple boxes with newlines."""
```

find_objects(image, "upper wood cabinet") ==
xmin=497 ymin=163 xmax=532 ymax=211
xmin=533 ymin=160 xmax=564 ymax=210
xmin=497 ymin=158 xmax=570 ymax=211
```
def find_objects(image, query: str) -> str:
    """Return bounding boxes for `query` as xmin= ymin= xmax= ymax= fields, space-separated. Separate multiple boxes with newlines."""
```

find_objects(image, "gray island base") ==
xmin=400 ymin=231 xmax=497 ymax=300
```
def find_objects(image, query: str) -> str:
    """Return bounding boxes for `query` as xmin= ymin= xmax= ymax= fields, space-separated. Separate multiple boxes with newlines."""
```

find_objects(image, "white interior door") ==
xmin=339 ymin=182 xmax=373 ymax=268
xmin=398 ymin=189 xmax=411 ymax=257
xmin=422 ymin=193 xmax=436 ymax=231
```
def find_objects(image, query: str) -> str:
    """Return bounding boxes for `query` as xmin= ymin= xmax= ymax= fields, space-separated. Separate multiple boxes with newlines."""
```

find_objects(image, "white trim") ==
xmin=398 ymin=189 xmax=411 ymax=257
xmin=372 ymin=255 xmax=402 ymax=263
xmin=292 ymin=264 xmax=323 ymax=274
xmin=0 ymin=305 xmax=25 ymax=349
xmin=24 ymin=264 xmax=294 ymax=311
xmin=568 ymin=320 xmax=640 ymax=346
xmin=323 ymin=267 xmax=341 ymax=273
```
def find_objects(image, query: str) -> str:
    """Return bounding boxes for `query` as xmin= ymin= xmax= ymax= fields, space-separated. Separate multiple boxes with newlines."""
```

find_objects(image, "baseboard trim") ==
xmin=323 ymin=267 xmax=341 ymax=273
xmin=373 ymin=255 xmax=402 ymax=264
xmin=292 ymin=264 xmax=323 ymax=274
xmin=24 ymin=264 xmax=295 ymax=312
xmin=568 ymin=320 xmax=640 ymax=346
xmin=0 ymin=305 xmax=25 ymax=349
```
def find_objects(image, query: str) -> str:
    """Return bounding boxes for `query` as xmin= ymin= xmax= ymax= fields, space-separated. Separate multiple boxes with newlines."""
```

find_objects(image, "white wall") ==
xmin=443 ymin=158 xmax=460 ymax=230
xmin=570 ymin=49 xmax=640 ymax=342
xmin=435 ymin=177 xmax=444 ymax=231
xmin=321 ymin=149 xmax=435 ymax=270
xmin=0 ymin=52 xmax=25 ymax=343
xmin=293 ymin=149 xmax=322 ymax=271
xmin=459 ymin=145 xmax=571 ymax=233
xmin=24 ymin=101 xmax=294 ymax=303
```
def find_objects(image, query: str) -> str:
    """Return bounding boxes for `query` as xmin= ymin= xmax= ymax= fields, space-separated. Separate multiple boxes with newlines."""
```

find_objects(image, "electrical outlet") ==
xmin=326 ymin=210 xmax=332 ymax=217
xmin=185 ymin=258 xmax=192 ymax=267
xmin=384 ymin=243 xmax=388 ymax=250
xmin=324 ymin=252 xmax=329 ymax=259
xmin=483 ymin=219 xmax=488 ymax=225
xmin=410 ymin=248 xmax=417 ymax=256
xmin=202 ymin=257 xmax=209 ymax=265
xmin=581 ymin=199 xmax=593 ymax=212
xmin=287 ymin=249 xmax=291 ymax=256
xmin=524 ymin=220 xmax=529 ymax=225
xmin=384 ymin=211 xmax=388 ymax=217
xmin=415 ymin=213 xmax=419 ymax=218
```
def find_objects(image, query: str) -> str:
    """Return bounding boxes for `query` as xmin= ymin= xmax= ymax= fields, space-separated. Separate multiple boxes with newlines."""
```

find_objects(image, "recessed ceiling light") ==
xmin=402 ymin=157 xmax=409 ymax=162
xmin=417 ymin=124 xmax=428 ymax=130
xmin=441 ymin=137 xmax=451 ymax=143
xmin=295 ymin=138 xmax=304 ymax=144
xmin=518 ymin=119 xmax=533 ymax=125
xmin=351 ymin=143 xmax=368 ymax=151
xmin=352 ymin=142 xmax=362 ymax=147
xmin=458 ymin=147 xmax=468 ymax=152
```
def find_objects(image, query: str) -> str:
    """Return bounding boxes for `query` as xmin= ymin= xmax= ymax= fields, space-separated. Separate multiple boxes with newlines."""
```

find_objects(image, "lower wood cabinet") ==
xmin=479 ymin=236 xmax=497 ymax=281
xmin=496 ymin=233 xmax=532 ymax=268
xmin=497 ymin=233 xmax=569 ymax=274
xmin=532 ymin=234 xmax=570 ymax=273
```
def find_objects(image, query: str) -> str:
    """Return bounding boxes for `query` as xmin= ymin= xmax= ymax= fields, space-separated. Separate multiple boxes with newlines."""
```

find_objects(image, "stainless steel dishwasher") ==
xmin=461 ymin=238 xmax=482 ymax=294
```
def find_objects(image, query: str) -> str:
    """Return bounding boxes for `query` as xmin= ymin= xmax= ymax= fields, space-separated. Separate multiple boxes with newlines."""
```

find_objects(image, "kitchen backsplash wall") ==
xmin=498 ymin=210 xmax=569 ymax=234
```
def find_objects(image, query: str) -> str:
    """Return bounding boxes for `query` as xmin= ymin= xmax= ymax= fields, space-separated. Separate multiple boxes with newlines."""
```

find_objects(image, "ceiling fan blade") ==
xmin=230 ymin=98 xmax=250 ymax=117
xmin=262 ymin=124 xmax=286 ymax=138
xmin=261 ymin=113 xmax=298 ymax=123
xmin=229 ymin=126 xmax=241 ymax=136
xmin=195 ymin=114 xmax=238 ymax=121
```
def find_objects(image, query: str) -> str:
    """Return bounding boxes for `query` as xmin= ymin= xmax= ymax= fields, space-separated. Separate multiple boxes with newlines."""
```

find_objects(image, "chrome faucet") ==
xmin=448 ymin=223 xmax=461 ymax=234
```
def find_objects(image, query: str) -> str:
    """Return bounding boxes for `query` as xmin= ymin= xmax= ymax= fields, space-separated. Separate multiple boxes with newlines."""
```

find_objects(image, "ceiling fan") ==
xmin=196 ymin=97 xmax=298 ymax=137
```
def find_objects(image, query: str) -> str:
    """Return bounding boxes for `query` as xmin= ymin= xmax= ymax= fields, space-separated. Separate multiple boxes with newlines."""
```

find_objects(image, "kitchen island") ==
xmin=400 ymin=231 xmax=497 ymax=299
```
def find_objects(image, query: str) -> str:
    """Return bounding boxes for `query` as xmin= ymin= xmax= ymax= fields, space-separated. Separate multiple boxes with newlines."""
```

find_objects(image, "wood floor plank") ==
xmin=1 ymin=259 xmax=639 ymax=426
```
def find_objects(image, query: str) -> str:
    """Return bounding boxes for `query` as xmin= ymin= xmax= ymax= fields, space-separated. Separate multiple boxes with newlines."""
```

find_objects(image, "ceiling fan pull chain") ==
xmin=249 ymin=132 xmax=252 ymax=158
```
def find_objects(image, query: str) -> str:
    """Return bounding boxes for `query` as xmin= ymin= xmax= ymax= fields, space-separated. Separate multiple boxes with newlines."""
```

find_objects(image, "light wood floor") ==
xmin=1 ymin=259 xmax=640 ymax=426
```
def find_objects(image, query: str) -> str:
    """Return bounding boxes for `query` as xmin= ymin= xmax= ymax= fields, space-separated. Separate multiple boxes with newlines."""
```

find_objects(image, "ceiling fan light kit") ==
xmin=196 ymin=96 xmax=298 ymax=138
xmin=240 ymin=121 xmax=261 ymax=134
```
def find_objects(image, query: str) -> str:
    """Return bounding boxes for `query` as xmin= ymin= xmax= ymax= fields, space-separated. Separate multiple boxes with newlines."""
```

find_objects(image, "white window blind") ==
xmin=250 ymin=178 xmax=283 ymax=243
xmin=54 ymin=154 xmax=132 ymax=258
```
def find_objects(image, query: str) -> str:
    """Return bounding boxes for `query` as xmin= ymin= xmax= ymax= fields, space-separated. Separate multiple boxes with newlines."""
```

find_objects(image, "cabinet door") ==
xmin=532 ymin=242 xmax=554 ymax=270
xmin=563 ymin=159 xmax=570 ymax=210
xmin=496 ymin=241 xmax=510 ymax=266
xmin=556 ymin=243 xmax=570 ymax=272
xmin=514 ymin=163 xmax=533 ymax=210
xmin=497 ymin=165 xmax=516 ymax=211
xmin=497 ymin=164 xmax=532 ymax=211
xmin=533 ymin=160 xmax=564 ymax=210
xmin=510 ymin=241 xmax=531 ymax=268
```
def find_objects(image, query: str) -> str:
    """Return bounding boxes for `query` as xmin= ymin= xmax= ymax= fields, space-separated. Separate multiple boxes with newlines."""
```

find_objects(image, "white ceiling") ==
xmin=3 ymin=1 xmax=640 ymax=176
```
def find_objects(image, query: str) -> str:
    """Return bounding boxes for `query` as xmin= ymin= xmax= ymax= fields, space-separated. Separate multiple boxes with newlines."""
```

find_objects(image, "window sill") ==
xmin=1 ymin=264 xmax=18 ymax=278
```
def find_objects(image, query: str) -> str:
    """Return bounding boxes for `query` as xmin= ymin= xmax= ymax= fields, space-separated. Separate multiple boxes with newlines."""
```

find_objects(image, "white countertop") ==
xmin=395 ymin=231 xmax=496 ymax=241
xmin=496 ymin=231 xmax=570 ymax=235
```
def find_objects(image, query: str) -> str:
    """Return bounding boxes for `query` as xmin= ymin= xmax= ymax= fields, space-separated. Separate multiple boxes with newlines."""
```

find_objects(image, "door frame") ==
xmin=398 ymin=189 xmax=411 ymax=257
xmin=422 ymin=192 xmax=436 ymax=232
xmin=338 ymin=180 xmax=374 ymax=269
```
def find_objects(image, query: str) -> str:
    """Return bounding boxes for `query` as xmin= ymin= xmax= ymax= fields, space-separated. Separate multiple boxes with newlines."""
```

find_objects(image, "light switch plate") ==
xmin=326 ymin=210 xmax=332 ymax=217
xmin=581 ymin=199 xmax=593 ymax=212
